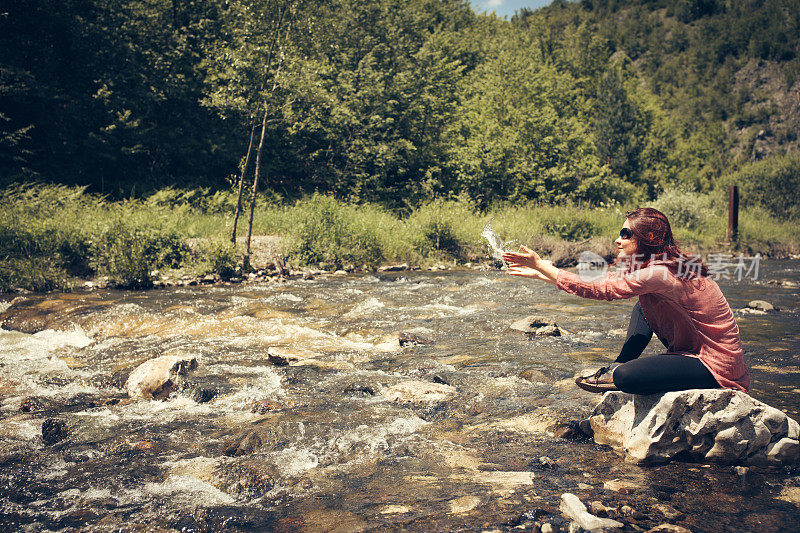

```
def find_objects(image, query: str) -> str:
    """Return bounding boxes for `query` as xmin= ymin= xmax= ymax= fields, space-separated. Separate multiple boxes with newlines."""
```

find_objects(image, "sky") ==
xmin=471 ymin=0 xmax=555 ymax=19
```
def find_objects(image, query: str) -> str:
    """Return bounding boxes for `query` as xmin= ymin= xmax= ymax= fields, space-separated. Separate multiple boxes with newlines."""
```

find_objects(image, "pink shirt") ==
xmin=556 ymin=264 xmax=750 ymax=392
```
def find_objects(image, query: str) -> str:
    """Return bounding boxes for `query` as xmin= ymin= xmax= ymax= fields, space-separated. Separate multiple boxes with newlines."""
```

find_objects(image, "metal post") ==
xmin=728 ymin=185 xmax=739 ymax=242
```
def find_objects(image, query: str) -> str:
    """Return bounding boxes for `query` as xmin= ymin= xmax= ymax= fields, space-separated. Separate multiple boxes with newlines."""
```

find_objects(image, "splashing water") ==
xmin=481 ymin=218 xmax=512 ymax=261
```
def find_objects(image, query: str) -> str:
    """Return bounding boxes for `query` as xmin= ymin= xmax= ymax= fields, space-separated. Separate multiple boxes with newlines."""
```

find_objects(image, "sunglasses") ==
xmin=619 ymin=228 xmax=633 ymax=240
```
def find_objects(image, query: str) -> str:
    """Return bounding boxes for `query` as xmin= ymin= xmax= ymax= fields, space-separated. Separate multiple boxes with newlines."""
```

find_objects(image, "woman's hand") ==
xmin=502 ymin=245 xmax=542 ymax=269
xmin=502 ymin=245 xmax=560 ymax=285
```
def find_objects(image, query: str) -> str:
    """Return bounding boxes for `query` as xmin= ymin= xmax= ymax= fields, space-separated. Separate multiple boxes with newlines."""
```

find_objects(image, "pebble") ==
xmin=540 ymin=523 xmax=555 ymax=533
xmin=539 ymin=456 xmax=557 ymax=469
xmin=653 ymin=503 xmax=684 ymax=520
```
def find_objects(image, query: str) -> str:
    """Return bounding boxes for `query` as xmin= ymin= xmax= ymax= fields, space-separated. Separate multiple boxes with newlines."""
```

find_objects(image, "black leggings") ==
xmin=612 ymin=302 xmax=719 ymax=395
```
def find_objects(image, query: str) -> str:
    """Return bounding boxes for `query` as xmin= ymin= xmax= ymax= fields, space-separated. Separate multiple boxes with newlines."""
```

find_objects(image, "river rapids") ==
xmin=1 ymin=262 xmax=799 ymax=531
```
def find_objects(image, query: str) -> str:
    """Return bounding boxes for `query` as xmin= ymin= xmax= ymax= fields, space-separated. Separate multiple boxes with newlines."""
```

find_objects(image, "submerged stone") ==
xmin=0 ymin=295 xmax=112 ymax=333
xmin=586 ymin=389 xmax=800 ymax=465
xmin=381 ymin=379 xmax=456 ymax=405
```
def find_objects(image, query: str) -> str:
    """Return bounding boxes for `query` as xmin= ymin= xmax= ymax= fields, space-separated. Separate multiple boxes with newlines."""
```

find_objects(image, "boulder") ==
xmin=586 ymin=389 xmax=800 ymax=465
xmin=509 ymin=316 xmax=562 ymax=337
xmin=125 ymin=355 xmax=198 ymax=399
xmin=747 ymin=300 xmax=777 ymax=312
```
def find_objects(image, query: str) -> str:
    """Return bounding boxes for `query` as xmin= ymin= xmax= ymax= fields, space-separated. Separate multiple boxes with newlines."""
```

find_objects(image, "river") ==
xmin=1 ymin=261 xmax=799 ymax=531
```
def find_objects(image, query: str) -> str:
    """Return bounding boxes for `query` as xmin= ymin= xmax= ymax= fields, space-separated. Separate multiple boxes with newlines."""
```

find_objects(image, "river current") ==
xmin=1 ymin=261 xmax=799 ymax=531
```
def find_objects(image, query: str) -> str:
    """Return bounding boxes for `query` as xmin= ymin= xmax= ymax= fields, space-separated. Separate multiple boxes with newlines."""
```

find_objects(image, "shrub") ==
xmin=197 ymin=239 xmax=240 ymax=279
xmin=286 ymin=195 xmax=384 ymax=268
xmin=90 ymin=220 xmax=187 ymax=289
xmin=406 ymin=199 xmax=480 ymax=260
xmin=91 ymin=221 xmax=156 ymax=289
xmin=651 ymin=187 xmax=716 ymax=231
xmin=719 ymin=152 xmax=800 ymax=220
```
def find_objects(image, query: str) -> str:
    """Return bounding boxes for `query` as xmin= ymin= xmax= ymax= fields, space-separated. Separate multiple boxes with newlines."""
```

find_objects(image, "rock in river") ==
xmin=586 ymin=389 xmax=800 ymax=465
xmin=125 ymin=355 xmax=198 ymax=400
xmin=509 ymin=315 xmax=562 ymax=337
xmin=747 ymin=300 xmax=777 ymax=312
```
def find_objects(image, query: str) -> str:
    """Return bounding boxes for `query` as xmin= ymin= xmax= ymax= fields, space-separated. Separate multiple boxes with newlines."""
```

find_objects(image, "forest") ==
xmin=2 ymin=0 xmax=800 ymax=290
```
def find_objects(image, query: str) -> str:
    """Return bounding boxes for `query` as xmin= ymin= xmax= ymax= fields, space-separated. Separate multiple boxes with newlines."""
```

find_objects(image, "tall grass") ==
xmin=1 ymin=183 xmax=797 ymax=293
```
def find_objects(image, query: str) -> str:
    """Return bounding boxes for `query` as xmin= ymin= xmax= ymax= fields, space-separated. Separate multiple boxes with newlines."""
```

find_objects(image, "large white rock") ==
xmin=586 ymin=389 xmax=800 ymax=465
xmin=125 ymin=355 xmax=197 ymax=399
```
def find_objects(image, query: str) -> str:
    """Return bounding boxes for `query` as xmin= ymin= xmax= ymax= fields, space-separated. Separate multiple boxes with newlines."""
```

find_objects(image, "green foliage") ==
xmin=544 ymin=217 xmax=598 ymax=241
xmin=720 ymin=152 xmax=800 ymax=219
xmin=90 ymin=221 xmax=156 ymax=289
xmin=651 ymin=187 xmax=717 ymax=231
xmin=196 ymin=239 xmax=240 ymax=279
xmin=285 ymin=195 xmax=384 ymax=268
xmin=406 ymin=200 xmax=479 ymax=259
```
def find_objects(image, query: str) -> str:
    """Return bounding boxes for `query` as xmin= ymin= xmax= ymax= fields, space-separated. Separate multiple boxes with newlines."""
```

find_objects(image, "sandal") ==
xmin=575 ymin=366 xmax=619 ymax=393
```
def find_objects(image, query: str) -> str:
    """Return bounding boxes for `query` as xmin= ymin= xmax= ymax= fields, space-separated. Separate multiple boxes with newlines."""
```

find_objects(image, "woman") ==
xmin=501 ymin=207 xmax=750 ymax=395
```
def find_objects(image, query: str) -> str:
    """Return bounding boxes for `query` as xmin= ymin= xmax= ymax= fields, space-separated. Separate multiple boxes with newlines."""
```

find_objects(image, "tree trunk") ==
xmin=243 ymin=108 xmax=269 ymax=270
xmin=231 ymin=122 xmax=257 ymax=244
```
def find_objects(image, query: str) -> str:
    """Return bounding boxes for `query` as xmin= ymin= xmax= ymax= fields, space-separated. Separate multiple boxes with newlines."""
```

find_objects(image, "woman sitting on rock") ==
xmin=502 ymin=207 xmax=750 ymax=395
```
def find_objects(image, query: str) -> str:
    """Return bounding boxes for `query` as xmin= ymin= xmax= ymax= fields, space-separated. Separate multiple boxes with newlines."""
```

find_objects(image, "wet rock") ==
xmin=588 ymin=501 xmax=616 ymax=518
xmin=520 ymin=368 xmax=548 ymax=383
xmin=620 ymin=504 xmax=645 ymax=519
xmin=378 ymin=263 xmax=410 ymax=272
xmin=125 ymin=355 xmax=198 ymax=400
xmin=449 ymin=495 xmax=482 ymax=514
xmin=509 ymin=316 xmax=562 ymax=337
xmin=652 ymin=503 xmax=684 ymax=521
xmin=221 ymin=423 xmax=292 ymax=456
xmin=747 ymin=300 xmax=777 ymax=312
xmin=343 ymin=382 xmax=376 ymax=396
xmin=222 ymin=431 xmax=262 ymax=456
xmin=399 ymin=331 xmax=434 ymax=346
xmin=432 ymin=374 xmax=450 ymax=386
xmin=192 ymin=388 xmax=217 ymax=404
xmin=251 ymin=399 xmax=284 ymax=413
xmin=20 ymin=396 xmax=47 ymax=413
xmin=267 ymin=346 xmax=322 ymax=366
xmin=644 ymin=525 xmax=692 ymax=533
xmin=211 ymin=458 xmax=279 ymax=500
xmin=559 ymin=493 xmax=624 ymax=531
xmin=586 ymin=389 xmax=800 ymax=465
xmin=21 ymin=393 xmax=119 ymax=415
xmin=552 ymin=420 xmax=588 ymax=440
xmin=539 ymin=456 xmax=557 ymax=469
xmin=603 ymin=479 xmax=643 ymax=494
xmin=42 ymin=418 xmax=68 ymax=445
xmin=381 ymin=379 xmax=456 ymax=405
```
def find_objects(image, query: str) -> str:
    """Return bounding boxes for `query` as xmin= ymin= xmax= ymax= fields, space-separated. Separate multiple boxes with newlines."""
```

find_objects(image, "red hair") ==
xmin=625 ymin=207 xmax=708 ymax=278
